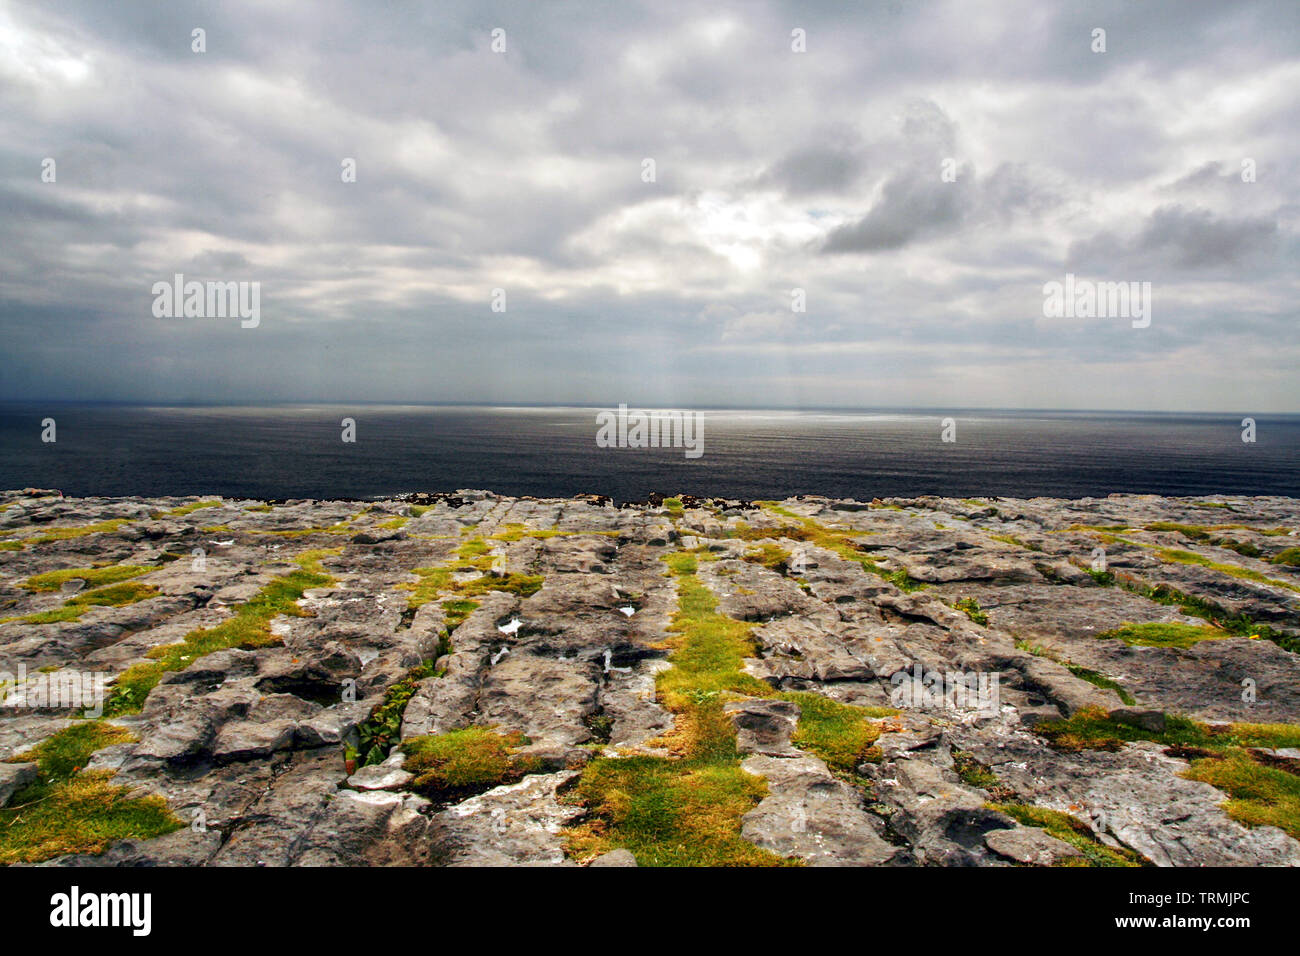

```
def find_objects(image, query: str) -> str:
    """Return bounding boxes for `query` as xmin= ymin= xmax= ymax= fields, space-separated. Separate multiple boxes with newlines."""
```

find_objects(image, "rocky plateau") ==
xmin=1 ymin=488 xmax=1298 ymax=867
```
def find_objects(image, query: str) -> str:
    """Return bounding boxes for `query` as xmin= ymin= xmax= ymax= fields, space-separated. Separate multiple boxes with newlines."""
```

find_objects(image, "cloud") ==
xmin=0 ymin=0 xmax=1296 ymax=412
xmin=822 ymin=168 xmax=973 ymax=252
xmin=1068 ymin=204 xmax=1280 ymax=272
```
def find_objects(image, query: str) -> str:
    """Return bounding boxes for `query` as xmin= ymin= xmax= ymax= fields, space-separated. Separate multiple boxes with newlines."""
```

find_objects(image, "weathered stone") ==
xmin=0 ymin=762 xmax=37 ymax=807
xmin=347 ymin=764 xmax=415 ymax=791
xmin=741 ymin=755 xmax=901 ymax=865
xmin=725 ymin=698 xmax=801 ymax=756
xmin=3 ymin=489 xmax=1299 ymax=868
xmin=589 ymin=848 xmax=638 ymax=867
xmin=431 ymin=771 xmax=583 ymax=866
xmin=985 ymin=826 xmax=1082 ymax=865
xmin=1110 ymin=708 xmax=1166 ymax=733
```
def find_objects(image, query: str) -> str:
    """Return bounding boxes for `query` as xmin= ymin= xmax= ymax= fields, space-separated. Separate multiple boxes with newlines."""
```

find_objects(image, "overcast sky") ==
xmin=1 ymin=0 xmax=1297 ymax=411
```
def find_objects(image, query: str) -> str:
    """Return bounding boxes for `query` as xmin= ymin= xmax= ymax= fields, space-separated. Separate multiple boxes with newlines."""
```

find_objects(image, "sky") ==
xmin=1 ymin=0 xmax=1297 ymax=412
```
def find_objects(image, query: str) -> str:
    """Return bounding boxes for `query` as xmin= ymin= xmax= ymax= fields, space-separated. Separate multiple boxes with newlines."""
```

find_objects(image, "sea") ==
xmin=0 ymin=404 xmax=1295 ymax=503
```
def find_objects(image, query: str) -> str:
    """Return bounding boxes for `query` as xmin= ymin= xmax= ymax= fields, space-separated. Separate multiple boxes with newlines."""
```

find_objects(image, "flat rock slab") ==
xmin=741 ymin=755 xmax=901 ymax=866
xmin=985 ymin=827 xmax=1082 ymax=866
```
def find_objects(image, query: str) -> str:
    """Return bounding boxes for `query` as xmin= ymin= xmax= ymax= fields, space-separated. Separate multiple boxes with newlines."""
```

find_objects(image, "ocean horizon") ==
xmin=2 ymin=402 xmax=1294 ymax=503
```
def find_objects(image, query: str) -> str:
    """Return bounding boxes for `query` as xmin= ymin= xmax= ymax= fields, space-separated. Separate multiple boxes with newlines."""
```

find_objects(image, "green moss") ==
xmin=777 ymin=691 xmax=896 ymax=772
xmin=457 ymin=572 xmax=544 ymax=598
xmin=376 ymin=516 xmax=408 ymax=530
xmin=986 ymin=803 xmax=1147 ymax=867
xmin=8 ymin=519 xmax=131 ymax=550
xmin=161 ymin=499 xmax=222 ymax=517
xmin=885 ymin=568 xmax=926 ymax=592
xmin=403 ymin=727 xmax=542 ymax=793
xmin=727 ymin=521 xmax=817 ymax=543
xmin=1037 ymin=707 xmax=1300 ymax=843
xmin=441 ymin=598 xmax=479 ymax=633
xmin=1036 ymin=706 xmax=1300 ymax=753
xmin=742 ymin=543 xmax=791 ymax=572
xmin=104 ymin=549 xmax=337 ymax=716
xmin=68 ymin=581 xmax=159 ymax=607
xmin=756 ymin=505 xmax=924 ymax=592
xmin=456 ymin=537 xmax=492 ymax=560
xmin=1216 ymin=539 xmax=1262 ymax=559
xmin=655 ymin=554 xmax=770 ymax=726
xmin=0 ymin=724 xmax=181 ymax=864
xmin=662 ymin=497 xmax=684 ymax=517
xmin=1271 ymin=547 xmax=1300 ymax=568
xmin=490 ymin=523 xmax=570 ymax=542
xmin=954 ymin=597 xmax=988 ymax=626
xmin=567 ymin=755 xmax=792 ymax=867
xmin=1064 ymin=664 xmax=1136 ymax=705
xmin=22 ymin=564 xmax=159 ymax=593
xmin=3 ymin=581 xmax=161 ymax=625
xmin=566 ymin=548 xmax=792 ymax=866
xmin=1098 ymin=621 xmax=1231 ymax=649
xmin=1183 ymin=751 xmax=1300 ymax=841
xmin=1146 ymin=521 xmax=1211 ymax=541
xmin=0 ymin=772 xmax=181 ymax=865
xmin=1111 ymin=578 xmax=1297 ymax=652
xmin=400 ymin=566 xmax=454 ymax=609
xmin=951 ymin=750 xmax=1006 ymax=793
xmin=244 ymin=504 xmax=273 ymax=513
xmin=8 ymin=723 xmax=133 ymax=781
xmin=1155 ymin=547 xmax=1299 ymax=593
xmin=1014 ymin=640 xmax=1135 ymax=705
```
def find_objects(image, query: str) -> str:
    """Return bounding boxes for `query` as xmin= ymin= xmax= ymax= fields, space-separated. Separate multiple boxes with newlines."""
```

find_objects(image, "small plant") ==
xmin=355 ymin=660 xmax=437 ymax=766
xmin=951 ymin=750 xmax=1014 ymax=799
xmin=742 ymin=543 xmax=791 ymax=573
xmin=954 ymin=597 xmax=988 ymax=626
xmin=1064 ymin=664 xmax=1136 ymax=705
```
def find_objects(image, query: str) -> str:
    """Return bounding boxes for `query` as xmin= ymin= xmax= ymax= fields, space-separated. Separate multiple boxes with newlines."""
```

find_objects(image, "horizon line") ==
xmin=0 ymin=399 xmax=1294 ymax=417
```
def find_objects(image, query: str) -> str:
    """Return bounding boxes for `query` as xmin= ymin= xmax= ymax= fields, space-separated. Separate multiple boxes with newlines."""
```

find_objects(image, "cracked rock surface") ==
xmin=1 ymin=489 xmax=1298 ymax=866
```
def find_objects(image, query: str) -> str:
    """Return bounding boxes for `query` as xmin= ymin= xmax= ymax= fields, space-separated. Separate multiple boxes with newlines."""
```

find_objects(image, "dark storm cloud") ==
xmin=757 ymin=144 xmax=865 ymax=196
xmin=1068 ymin=205 xmax=1281 ymax=273
xmin=0 ymin=0 xmax=1297 ymax=412
xmin=822 ymin=169 xmax=973 ymax=252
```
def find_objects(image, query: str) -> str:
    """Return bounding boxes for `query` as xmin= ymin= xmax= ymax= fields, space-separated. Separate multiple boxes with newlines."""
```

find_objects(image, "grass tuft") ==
xmin=954 ymin=597 xmax=988 ymax=626
xmin=777 ymin=691 xmax=896 ymax=772
xmin=22 ymin=564 xmax=159 ymax=593
xmin=0 ymin=724 xmax=181 ymax=864
xmin=1098 ymin=621 xmax=1231 ymax=649
xmin=403 ymin=727 xmax=542 ymax=794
